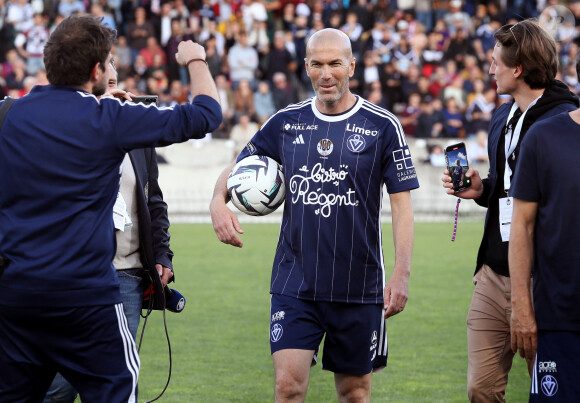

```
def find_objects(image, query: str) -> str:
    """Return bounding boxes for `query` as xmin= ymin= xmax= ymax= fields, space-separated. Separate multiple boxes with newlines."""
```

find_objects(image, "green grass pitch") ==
xmin=130 ymin=221 xmax=531 ymax=402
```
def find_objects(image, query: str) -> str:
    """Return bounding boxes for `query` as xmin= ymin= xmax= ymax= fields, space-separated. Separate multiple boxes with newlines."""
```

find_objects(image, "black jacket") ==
xmin=129 ymin=148 xmax=173 ymax=309
xmin=473 ymin=80 xmax=578 ymax=276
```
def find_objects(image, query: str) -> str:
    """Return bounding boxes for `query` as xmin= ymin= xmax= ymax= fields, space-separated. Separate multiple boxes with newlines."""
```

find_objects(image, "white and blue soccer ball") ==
xmin=227 ymin=155 xmax=285 ymax=216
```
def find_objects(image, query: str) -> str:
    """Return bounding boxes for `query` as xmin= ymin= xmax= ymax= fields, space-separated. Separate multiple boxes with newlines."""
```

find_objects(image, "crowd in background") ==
xmin=1 ymin=0 xmax=580 ymax=156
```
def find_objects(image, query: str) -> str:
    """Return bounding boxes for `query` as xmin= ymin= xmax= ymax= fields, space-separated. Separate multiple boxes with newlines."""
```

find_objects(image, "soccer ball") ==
xmin=227 ymin=155 xmax=285 ymax=216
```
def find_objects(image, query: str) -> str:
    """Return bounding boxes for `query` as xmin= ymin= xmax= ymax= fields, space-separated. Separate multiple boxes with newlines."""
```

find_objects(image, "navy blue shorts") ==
xmin=0 ymin=303 xmax=139 ymax=402
xmin=269 ymin=294 xmax=388 ymax=375
xmin=530 ymin=331 xmax=580 ymax=402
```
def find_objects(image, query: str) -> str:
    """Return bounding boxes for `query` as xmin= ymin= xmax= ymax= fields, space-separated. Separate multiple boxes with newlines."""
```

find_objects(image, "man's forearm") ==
xmin=390 ymin=191 xmax=414 ymax=277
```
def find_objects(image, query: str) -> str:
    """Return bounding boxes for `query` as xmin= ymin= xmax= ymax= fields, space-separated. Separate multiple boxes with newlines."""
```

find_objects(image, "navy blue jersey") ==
xmin=511 ymin=111 xmax=580 ymax=332
xmin=0 ymin=86 xmax=221 ymax=308
xmin=238 ymin=96 xmax=419 ymax=304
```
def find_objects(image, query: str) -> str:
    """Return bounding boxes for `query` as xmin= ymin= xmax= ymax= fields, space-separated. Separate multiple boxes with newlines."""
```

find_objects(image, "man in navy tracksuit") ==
xmin=0 ymin=15 xmax=221 ymax=402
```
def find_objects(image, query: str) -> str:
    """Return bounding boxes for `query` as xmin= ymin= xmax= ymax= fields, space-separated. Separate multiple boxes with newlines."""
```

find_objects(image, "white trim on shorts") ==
xmin=115 ymin=303 xmax=140 ymax=403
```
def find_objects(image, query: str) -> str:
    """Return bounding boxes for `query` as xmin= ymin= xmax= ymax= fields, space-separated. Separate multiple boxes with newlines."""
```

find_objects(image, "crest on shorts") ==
xmin=271 ymin=323 xmax=283 ymax=342
xmin=541 ymin=375 xmax=558 ymax=397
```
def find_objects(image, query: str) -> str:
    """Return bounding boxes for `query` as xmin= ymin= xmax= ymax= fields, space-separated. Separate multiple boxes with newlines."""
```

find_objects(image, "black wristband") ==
xmin=186 ymin=58 xmax=208 ymax=68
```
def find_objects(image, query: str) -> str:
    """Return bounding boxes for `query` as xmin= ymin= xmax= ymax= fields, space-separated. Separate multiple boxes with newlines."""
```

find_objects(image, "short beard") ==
xmin=92 ymin=81 xmax=106 ymax=97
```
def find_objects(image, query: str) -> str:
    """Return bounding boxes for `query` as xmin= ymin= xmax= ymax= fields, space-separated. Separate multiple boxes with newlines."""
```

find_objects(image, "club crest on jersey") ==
xmin=347 ymin=134 xmax=366 ymax=153
xmin=317 ymin=139 xmax=333 ymax=157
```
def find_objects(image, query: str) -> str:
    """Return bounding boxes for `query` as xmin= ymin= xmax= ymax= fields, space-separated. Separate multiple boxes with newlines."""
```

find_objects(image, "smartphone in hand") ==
xmin=444 ymin=142 xmax=471 ymax=192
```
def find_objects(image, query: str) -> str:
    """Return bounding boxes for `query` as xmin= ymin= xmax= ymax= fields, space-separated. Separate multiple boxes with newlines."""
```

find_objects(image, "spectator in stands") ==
xmin=89 ymin=2 xmax=115 ymax=30
xmin=169 ymin=79 xmax=189 ymax=104
xmin=441 ymin=75 xmax=467 ymax=111
xmin=165 ymin=18 xmax=195 ymax=84
xmin=113 ymin=35 xmax=132 ymax=80
xmin=380 ymin=61 xmax=402 ymax=111
xmin=393 ymin=36 xmax=420 ymax=79
xmin=6 ymin=0 xmax=34 ymax=34
xmin=400 ymin=91 xmax=422 ymax=136
xmin=444 ymin=0 xmax=473 ymax=35
xmin=230 ymin=112 xmax=260 ymax=155
xmin=253 ymin=79 xmax=276 ymax=124
xmin=130 ymin=54 xmax=148 ymax=81
xmin=139 ymin=36 xmax=167 ymax=68
xmin=415 ymin=0 xmax=434 ymax=32
xmin=267 ymin=30 xmax=296 ymax=82
xmin=465 ymin=86 xmax=496 ymax=137
xmin=199 ymin=19 xmax=225 ymax=57
xmin=445 ymin=25 xmax=476 ymax=70
xmin=441 ymin=96 xmax=465 ymax=138
xmin=271 ymin=71 xmax=297 ymax=110
xmin=127 ymin=7 xmax=155 ymax=63
xmin=416 ymin=75 xmax=432 ymax=102
xmin=57 ymin=0 xmax=85 ymax=18
xmin=204 ymin=35 xmax=225 ymax=79
xmin=401 ymin=62 xmax=421 ymax=101
xmin=4 ymin=55 xmax=27 ymax=92
xmin=428 ymin=65 xmax=449 ymax=99
xmin=416 ymin=97 xmax=445 ymax=138
xmin=467 ymin=130 xmax=488 ymax=163
xmin=474 ymin=17 xmax=502 ymax=62
xmin=233 ymin=77 xmax=255 ymax=122
xmin=227 ymin=30 xmax=259 ymax=89
xmin=14 ymin=12 xmax=49 ymax=75
xmin=341 ymin=11 xmax=363 ymax=58
xmin=428 ymin=144 xmax=446 ymax=166
xmin=362 ymin=51 xmax=381 ymax=91
xmin=421 ymin=31 xmax=444 ymax=77
xmin=215 ymin=74 xmax=235 ymax=128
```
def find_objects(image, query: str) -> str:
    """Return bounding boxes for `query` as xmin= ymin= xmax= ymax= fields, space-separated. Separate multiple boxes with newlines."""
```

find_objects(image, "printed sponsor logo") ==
xmin=317 ymin=139 xmax=333 ymax=157
xmin=539 ymin=361 xmax=557 ymax=373
xmin=246 ymin=142 xmax=257 ymax=155
xmin=271 ymin=323 xmax=283 ymax=342
xmin=346 ymin=123 xmax=378 ymax=136
xmin=271 ymin=310 xmax=285 ymax=323
xmin=392 ymin=148 xmax=414 ymax=170
xmin=289 ymin=163 xmax=359 ymax=217
xmin=347 ymin=134 xmax=365 ymax=153
xmin=285 ymin=123 xmax=318 ymax=131
xmin=540 ymin=375 xmax=558 ymax=397
xmin=293 ymin=134 xmax=305 ymax=145
xmin=370 ymin=330 xmax=377 ymax=352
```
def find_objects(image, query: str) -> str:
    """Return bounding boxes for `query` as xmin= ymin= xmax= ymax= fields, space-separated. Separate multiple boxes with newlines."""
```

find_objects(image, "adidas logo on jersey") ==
xmin=293 ymin=134 xmax=305 ymax=145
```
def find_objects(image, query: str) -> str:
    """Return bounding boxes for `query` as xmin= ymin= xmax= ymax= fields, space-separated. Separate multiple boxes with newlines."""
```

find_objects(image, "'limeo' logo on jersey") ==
xmin=346 ymin=122 xmax=378 ymax=136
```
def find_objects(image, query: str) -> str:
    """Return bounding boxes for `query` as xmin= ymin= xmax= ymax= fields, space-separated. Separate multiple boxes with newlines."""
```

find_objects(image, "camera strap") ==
xmin=0 ymin=97 xmax=16 ymax=133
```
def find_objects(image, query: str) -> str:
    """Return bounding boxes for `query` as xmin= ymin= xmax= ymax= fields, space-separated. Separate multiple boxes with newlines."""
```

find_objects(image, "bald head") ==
xmin=306 ymin=29 xmax=352 ymax=60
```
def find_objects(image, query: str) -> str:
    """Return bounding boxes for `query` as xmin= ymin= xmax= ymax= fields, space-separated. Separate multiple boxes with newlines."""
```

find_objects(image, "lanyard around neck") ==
xmin=503 ymin=96 xmax=541 ymax=192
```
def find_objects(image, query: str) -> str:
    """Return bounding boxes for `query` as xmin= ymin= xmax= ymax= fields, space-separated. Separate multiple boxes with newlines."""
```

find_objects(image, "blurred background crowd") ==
xmin=1 ymin=0 xmax=580 ymax=164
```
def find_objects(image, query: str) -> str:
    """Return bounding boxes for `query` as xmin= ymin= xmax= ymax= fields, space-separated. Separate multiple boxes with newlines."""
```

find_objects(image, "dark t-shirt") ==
xmin=511 ymin=111 xmax=580 ymax=331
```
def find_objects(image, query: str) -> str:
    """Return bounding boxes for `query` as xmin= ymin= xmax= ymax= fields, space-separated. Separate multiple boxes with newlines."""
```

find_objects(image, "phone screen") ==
xmin=445 ymin=142 xmax=471 ymax=191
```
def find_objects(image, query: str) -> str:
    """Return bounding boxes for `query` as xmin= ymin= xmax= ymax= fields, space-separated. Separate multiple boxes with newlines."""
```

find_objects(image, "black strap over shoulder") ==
xmin=0 ymin=97 xmax=16 ymax=132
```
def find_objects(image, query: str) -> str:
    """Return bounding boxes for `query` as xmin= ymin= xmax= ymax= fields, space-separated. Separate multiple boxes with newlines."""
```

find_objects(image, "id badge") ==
xmin=113 ymin=192 xmax=127 ymax=231
xmin=499 ymin=197 xmax=513 ymax=242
